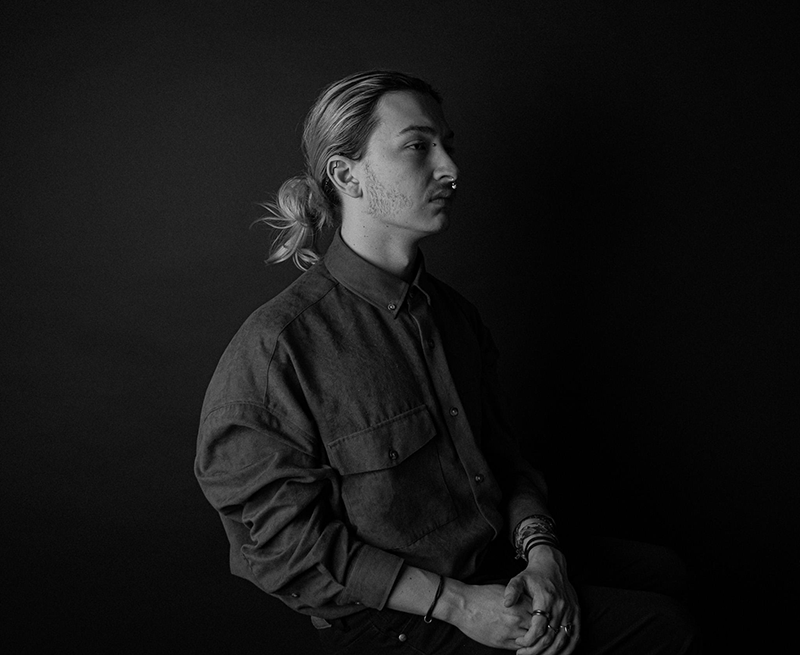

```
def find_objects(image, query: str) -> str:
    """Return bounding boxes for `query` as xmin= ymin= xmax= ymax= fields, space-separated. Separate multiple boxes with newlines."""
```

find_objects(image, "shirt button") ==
xmin=398 ymin=633 xmax=407 ymax=642
xmin=387 ymin=303 xmax=397 ymax=311
xmin=449 ymin=407 xmax=459 ymax=417
xmin=291 ymin=593 xmax=299 ymax=598
xmin=475 ymin=474 xmax=485 ymax=483
xmin=425 ymin=339 xmax=435 ymax=349
xmin=389 ymin=449 xmax=398 ymax=460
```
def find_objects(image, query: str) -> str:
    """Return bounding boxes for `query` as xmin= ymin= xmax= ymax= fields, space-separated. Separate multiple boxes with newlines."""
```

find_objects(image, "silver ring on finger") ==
xmin=531 ymin=609 xmax=550 ymax=621
xmin=560 ymin=623 xmax=574 ymax=636
xmin=547 ymin=624 xmax=557 ymax=632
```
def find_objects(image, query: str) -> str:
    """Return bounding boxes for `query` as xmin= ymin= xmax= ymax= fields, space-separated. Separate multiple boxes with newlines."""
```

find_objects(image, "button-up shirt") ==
xmin=195 ymin=232 xmax=548 ymax=620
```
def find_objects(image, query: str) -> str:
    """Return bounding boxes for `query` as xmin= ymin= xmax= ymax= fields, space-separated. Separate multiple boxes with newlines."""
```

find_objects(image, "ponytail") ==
xmin=259 ymin=70 xmax=441 ymax=271
xmin=257 ymin=174 xmax=335 ymax=270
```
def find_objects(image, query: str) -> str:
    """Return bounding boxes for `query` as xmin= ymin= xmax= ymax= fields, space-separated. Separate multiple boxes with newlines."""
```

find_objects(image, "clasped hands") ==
xmin=455 ymin=548 xmax=580 ymax=654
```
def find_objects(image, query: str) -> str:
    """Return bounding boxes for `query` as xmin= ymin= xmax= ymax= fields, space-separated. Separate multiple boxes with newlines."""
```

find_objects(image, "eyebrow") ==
xmin=397 ymin=125 xmax=455 ymax=140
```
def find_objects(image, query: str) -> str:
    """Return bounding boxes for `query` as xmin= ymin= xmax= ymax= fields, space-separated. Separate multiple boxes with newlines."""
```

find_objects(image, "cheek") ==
xmin=366 ymin=169 xmax=415 ymax=216
xmin=368 ymin=185 xmax=414 ymax=217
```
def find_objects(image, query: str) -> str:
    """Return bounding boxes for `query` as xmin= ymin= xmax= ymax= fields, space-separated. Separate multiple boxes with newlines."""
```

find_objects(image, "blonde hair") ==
xmin=258 ymin=70 xmax=441 ymax=270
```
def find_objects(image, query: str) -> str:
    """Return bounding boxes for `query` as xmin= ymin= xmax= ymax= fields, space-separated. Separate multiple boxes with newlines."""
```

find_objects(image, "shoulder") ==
xmin=244 ymin=262 xmax=338 ymax=338
xmin=200 ymin=263 xmax=339 ymax=416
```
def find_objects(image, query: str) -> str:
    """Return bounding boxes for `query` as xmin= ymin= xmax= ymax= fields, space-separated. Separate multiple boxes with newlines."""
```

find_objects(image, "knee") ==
xmin=649 ymin=544 xmax=692 ymax=598
xmin=643 ymin=593 xmax=701 ymax=655
xmin=580 ymin=587 xmax=701 ymax=655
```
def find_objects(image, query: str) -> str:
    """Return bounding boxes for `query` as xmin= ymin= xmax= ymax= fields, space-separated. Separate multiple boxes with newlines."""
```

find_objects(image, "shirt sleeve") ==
xmin=476 ymin=320 xmax=554 ymax=542
xmin=195 ymin=395 xmax=404 ymax=617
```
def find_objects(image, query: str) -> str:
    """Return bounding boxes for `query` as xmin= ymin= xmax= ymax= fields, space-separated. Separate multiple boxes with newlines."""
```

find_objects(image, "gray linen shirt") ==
xmin=195 ymin=231 xmax=547 ymax=620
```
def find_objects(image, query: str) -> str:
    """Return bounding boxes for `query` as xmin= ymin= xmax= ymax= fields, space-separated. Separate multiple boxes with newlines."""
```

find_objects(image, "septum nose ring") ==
xmin=448 ymin=177 xmax=458 ymax=190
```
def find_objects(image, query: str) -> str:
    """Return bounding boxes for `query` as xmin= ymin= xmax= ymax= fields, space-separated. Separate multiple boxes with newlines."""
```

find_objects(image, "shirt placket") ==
xmin=405 ymin=288 xmax=502 ymax=537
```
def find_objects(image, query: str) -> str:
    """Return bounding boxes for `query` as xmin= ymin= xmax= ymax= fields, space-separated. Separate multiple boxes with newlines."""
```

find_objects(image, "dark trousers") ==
xmin=317 ymin=537 xmax=701 ymax=654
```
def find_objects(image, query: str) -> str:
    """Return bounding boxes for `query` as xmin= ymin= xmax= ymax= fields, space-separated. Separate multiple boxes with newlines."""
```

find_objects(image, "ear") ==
xmin=326 ymin=157 xmax=361 ymax=199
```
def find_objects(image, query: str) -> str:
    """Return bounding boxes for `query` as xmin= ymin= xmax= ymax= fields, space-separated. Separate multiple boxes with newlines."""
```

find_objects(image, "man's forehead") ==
xmin=373 ymin=91 xmax=451 ymax=137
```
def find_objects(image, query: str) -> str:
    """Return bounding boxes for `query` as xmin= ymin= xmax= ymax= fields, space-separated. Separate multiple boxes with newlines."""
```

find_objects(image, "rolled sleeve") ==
xmin=342 ymin=543 xmax=405 ymax=609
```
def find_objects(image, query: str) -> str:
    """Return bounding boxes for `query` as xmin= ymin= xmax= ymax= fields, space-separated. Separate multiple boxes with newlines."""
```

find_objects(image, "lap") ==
xmin=318 ymin=607 xmax=507 ymax=655
xmin=575 ymin=584 xmax=699 ymax=655
xmin=567 ymin=536 xmax=691 ymax=598
xmin=317 ymin=537 xmax=700 ymax=655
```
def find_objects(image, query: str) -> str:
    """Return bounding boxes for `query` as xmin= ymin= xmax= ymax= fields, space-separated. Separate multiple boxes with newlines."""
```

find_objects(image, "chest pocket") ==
xmin=327 ymin=405 xmax=458 ymax=550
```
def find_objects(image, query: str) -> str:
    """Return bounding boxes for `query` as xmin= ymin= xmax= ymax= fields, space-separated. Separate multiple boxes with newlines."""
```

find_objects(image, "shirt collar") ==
xmin=324 ymin=231 xmax=431 ymax=317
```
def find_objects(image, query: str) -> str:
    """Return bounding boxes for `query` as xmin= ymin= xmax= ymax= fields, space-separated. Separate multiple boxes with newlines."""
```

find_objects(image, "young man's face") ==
xmin=355 ymin=90 xmax=459 ymax=239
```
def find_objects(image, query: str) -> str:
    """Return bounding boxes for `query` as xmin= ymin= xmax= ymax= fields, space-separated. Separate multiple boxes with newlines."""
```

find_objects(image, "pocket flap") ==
xmin=327 ymin=405 xmax=436 ymax=475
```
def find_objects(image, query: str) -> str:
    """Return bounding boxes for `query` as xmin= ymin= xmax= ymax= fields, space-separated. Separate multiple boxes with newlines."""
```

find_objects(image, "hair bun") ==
xmin=304 ymin=175 xmax=330 ymax=220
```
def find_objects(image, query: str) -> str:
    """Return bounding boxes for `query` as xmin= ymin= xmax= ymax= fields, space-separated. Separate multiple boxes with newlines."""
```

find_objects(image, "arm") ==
xmin=386 ymin=564 xmax=536 ymax=650
xmin=198 ymin=402 xmax=538 ymax=649
xmin=195 ymin=401 xmax=404 ymax=613
xmin=504 ymin=542 xmax=581 ymax=655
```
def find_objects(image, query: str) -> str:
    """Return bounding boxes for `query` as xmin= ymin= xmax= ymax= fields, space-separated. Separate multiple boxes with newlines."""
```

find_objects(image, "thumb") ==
xmin=504 ymin=577 xmax=522 ymax=607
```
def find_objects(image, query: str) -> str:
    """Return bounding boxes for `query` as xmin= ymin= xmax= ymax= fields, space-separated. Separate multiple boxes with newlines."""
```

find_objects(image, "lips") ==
xmin=430 ymin=189 xmax=454 ymax=202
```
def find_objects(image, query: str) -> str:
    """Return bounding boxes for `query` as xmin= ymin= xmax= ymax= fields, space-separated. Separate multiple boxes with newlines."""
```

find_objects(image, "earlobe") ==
xmin=327 ymin=157 xmax=361 ymax=198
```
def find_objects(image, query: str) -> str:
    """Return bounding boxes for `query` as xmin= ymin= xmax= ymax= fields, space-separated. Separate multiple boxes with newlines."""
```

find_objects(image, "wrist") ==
xmin=514 ymin=514 xmax=559 ymax=561
xmin=526 ymin=543 xmax=565 ymax=568
xmin=431 ymin=577 xmax=466 ymax=625
xmin=423 ymin=574 xmax=446 ymax=623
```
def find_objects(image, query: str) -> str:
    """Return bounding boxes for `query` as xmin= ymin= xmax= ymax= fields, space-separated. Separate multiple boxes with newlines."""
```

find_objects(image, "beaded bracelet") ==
xmin=514 ymin=514 xmax=558 ymax=560
xmin=524 ymin=535 xmax=561 ymax=560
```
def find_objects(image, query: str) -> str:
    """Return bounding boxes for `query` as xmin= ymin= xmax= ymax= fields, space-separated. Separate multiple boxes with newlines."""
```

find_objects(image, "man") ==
xmin=195 ymin=70 xmax=698 ymax=654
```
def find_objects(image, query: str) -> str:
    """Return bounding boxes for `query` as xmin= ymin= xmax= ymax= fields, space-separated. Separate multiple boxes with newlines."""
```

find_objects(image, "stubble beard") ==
xmin=364 ymin=163 xmax=414 ymax=221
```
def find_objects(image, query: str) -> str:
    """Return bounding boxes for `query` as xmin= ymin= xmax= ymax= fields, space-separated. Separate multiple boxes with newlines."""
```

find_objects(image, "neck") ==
xmin=340 ymin=218 xmax=421 ymax=281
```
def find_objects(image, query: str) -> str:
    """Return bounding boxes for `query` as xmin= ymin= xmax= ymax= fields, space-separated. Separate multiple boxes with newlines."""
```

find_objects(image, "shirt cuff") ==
xmin=343 ymin=543 xmax=405 ymax=610
xmin=506 ymin=493 xmax=552 ymax=542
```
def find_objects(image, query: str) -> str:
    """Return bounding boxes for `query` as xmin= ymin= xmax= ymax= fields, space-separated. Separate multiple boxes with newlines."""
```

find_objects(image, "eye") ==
xmin=406 ymin=141 xmax=430 ymax=151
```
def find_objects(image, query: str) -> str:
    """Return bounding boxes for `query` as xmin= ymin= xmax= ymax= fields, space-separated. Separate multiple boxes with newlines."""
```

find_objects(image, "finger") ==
xmin=515 ymin=624 xmax=557 ymax=655
xmin=504 ymin=578 xmax=523 ymax=607
xmin=560 ymin=613 xmax=581 ymax=655
xmin=533 ymin=622 xmax=569 ymax=655
xmin=548 ymin=593 xmax=580 ymax=655
xmin=555 ymin=622 xmax=579 ymax=655
xmin=514 ymin=594 xmax=556 ymax=648
xmin=560 ymin=631 xmax=579 ymax=655
xmin=514 ymin=612 xmax=554 ymax=651
xmin=538 ymin=598 xmax=571 ymax=651
xmin=520 ymin=606 xmax=570 ymax=655
xmin=544 ymin=611 xmax=579 ymax=655
xmin=527 ymin=585 xmax=579 ymax=655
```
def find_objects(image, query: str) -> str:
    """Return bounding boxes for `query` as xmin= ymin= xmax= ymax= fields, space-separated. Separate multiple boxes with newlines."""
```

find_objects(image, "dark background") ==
xmin=3 ymin=1 xmax=796 ymax=652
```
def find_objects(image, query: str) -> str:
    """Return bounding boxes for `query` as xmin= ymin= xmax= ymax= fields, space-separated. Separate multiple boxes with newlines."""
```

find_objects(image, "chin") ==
xmin=428 ymin=214 xmax=451 ymax=234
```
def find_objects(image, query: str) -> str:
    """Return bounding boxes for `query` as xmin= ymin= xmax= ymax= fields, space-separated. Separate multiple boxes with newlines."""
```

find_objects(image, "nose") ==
xmin=434 ymin=147 xmax=459 ymax=183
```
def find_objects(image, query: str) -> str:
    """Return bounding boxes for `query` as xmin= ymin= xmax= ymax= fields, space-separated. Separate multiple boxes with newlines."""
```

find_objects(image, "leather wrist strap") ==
xmin=423 ymin=574 xmax=445 ymax=623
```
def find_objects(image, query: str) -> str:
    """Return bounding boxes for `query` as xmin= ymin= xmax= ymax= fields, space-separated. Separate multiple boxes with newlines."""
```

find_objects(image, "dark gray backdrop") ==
xmin=3 ymin=2 xmax=796 ymax=652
